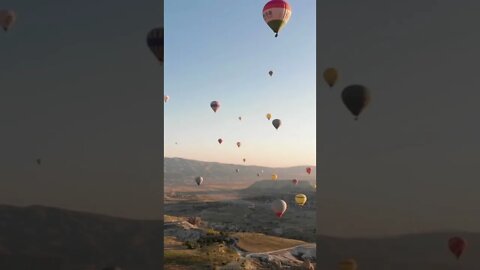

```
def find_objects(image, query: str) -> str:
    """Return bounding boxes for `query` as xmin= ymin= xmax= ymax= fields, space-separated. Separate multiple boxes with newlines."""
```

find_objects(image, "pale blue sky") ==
xmin=164 ymin=0 xmax=316 ymax=167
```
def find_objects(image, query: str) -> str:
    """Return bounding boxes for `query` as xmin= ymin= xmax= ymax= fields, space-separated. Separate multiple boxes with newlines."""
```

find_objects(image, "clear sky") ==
xmin=164 ymin=0 xmax=316 ymax=168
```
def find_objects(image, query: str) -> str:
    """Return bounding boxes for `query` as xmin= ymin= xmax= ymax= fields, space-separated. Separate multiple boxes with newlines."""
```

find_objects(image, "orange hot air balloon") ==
xmin=449 ymin=237 xmax=467 ymax=260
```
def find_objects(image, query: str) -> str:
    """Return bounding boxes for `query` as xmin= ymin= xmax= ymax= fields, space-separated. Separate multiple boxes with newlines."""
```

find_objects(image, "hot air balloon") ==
xmin=323 ymin=68 xmax=338 ymax=87
xmin=272 ymin=119 xmax=282 ymax=130
xmin=147 ymin=27 xmax=163 ymax=63
xmin=295 ymin=194 xmax=307 ymax=206
xmin=195 ymin=176 xmax=203 ymax=186
xmin=338 ymin=259 xmax=357 ymax=270
xmin=271 ymin=199 xmax=287 ymax=217
xmin=257 ymin=173 xmax=261 ymax=177
xmin=243 ymin=158 xmax=246 ymax=163
xmin=218 ymin=138 xmax=223 ymax=144
xmin=0 ymin=10 xmax=16 ymax=32
xmin=210 ymin=101 xmax=220 ymax=113
xmin=266 ymin=113 xmax=272 ymax=120
xmin=238 ymin=116 xmax=242 ymax=121
xmin=292 ymin=179 xmax=299 ymax=185
xmin=306 ymin=167 xmax=312 ymax=174
xmin=262 ymin=0 xmax=292 ymax=38
xmin=272 ymin=174 xmax=278 ymax=181
xmin=449 ymin=237 xmax=466 ymax=260
xmin=342 ymin=85 xmax=371 ymax=120
xmin=236 ymin=142 xmax=241 ymax=148
xmin=164 ymin=95 xmax=169 ymax=103
xmin=236 ymin=169 xmax=240 ymax=173
xmin=269 ymin=70 xmax=273 ymax=77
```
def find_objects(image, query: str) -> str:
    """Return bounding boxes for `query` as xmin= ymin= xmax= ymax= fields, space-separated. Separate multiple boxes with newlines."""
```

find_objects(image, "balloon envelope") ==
xmin=269 ymin=70 xmax=273 ymax=76
xmin=262 ymin=0 xmax=292 ymax=37
xmin=295 ymin=194 xmax=307 ymax=206
xmin=271 ymin=199 xmax=287 ymax=217
xmin=338 ymin=259 xmax=357 ymax=270
xmin=323 ymin=68 xmax=338 ymax=87
xmin=147 ymin=27 xmax=163 ymax=63
xmin=237 ymin=142 xmax=241 ymax=148
xmin=449 ymin=237 xmax=467 ymax=259
xmin=0 ymin=10 xmax=16 ymax=31
xmin=210 ymin=101 xmax=220 ymax=112
xmin=272 ymin=174 xmax=278 ymax=181
xmin=272 ymin=119 xmax=282 ymax=130
xmin=292 ymin=179 xmax=298 ymax=185
xmin=218 ymin=138 xmax=223 ymax=144
xmin=195 ymin=176 xmax=203 ymax=186
xmin=306 ymin=167 xmax=312 ymax=174
xmin=164 ymin=95 xmax=169 ymax=103
xmin=266 ymin=113 xmax=272 ymax=120
xmin=342 ymin=85 xmax=371 ymax=120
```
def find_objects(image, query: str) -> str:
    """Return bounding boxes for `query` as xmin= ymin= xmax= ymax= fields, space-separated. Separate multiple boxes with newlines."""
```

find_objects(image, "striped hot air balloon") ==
xmin=262 ymin=0 xmax=292 ymax=38
xmin=147 ymin=27 xmax=163 ymax=64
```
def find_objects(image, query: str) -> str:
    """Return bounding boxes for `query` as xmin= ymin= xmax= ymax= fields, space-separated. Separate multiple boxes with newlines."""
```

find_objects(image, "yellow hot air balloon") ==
xmin=323 ymin=67 xmax=338 ymax=87
xmin=272 ymin=174 xmax=278 ymax=181
xmin=338 ymin=258 xmax=357 ymax=270
xmin=266 ymin=113 xmax=272 ymax=120
xmin=295 ymin=194 xmax=307 ymax=206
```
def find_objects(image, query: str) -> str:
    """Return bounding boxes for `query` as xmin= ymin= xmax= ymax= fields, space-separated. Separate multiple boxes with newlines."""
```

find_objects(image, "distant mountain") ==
xmin=0 ymin=205 xmax=162 ymax=270
xmin=164 ymin=157 xmax=316 ymax=185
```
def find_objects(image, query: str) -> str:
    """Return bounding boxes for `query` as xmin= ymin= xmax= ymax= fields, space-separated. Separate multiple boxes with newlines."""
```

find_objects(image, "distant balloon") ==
xmin=164 ymin=95 xmax=169 ymax=103
xmin=195 ymin=176 xmax=203 ymax=186
xmin=323 ymin=68 xmax=338 ymax=87
xmin=338 ymin=259 xmax=357 ymax=270
xmin=243 ymin=158 xmax=246 ymax=163
xmin=218 ymin=138 xmax=223 ymax=144
xmin=147 ymin=27 xmax=163 ymax=63
xmin=272 ymin=174 xmax=278 ymax=181
xmin=449 ymin=237 xmax=467 ymax=260
xmin=292 ymin=179 xmax=298 ymax=185
xmin=306 ymin=167 xmax=312 ymax=174
xmin=342 ymin=85 xmax=371 ymax=120
xmin=262 ymin=0 xmax=292 ymax=38
xmin=271 ymin=199 xmax=287 ymax=217
xmin=210 ymin=101 xmax=220 ymax=113
xmin=272 ymin=119 xmax=282 ymax=130
xmin=266 ymin=113 xmax=272 ymax=120
xmin=269 ymin=70 xmax=273 ymax=77
xmin=257 ymin=173 xmax=261 ymax=177
xmin=236 ymin=169 xmax=240 ymax=173
xmin=236 ymin=142 xmax=241 ymax=148
xmin=239 ymin=116 xmax=242 ymax=121
xmin=0 ymin=10 xmax=16 ymax=32
xmin=295 ymin=194 xmax=307 ymax=206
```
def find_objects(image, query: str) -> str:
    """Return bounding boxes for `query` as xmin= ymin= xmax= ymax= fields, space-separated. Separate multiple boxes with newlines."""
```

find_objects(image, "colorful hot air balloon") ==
xmin=272 ymin=174 xmax=278 ymax=181
xmin=210 ymin=101 xmax=220 ymax=112
xmin=342 ymin=85 xmax=371 ymax=120
xmin=266 ymin=113 xmax=272 ymax=120
xmin=218 ymin=138 xmax=223 ymax=144
xmin=164 ymin=95 xmax=169 ymax=103
xmin=195 ymin=176 xmax=203 ymax=186
xmin=323 ymin=68 xmax=338 ymax=87
xmin=292 ymin=179 xmax=299 ymax=185
xmin=236 ymin=142 xmax=241 ymax=148
xmin=271 ymin=199 xmax=287 ymax=217
xmin=272 ymin=119 xmax=282 ymax=130
xmin=449 ymin=237 xmax=467 ymax=260
xmin=147 ymin=27 xmax=163 ymax=63
xmin=338 ymin=259 xmax=357 ymax=270
xmin=295 ymin=194 xmax=307 ymax=206
xmin=306 ymin=167 xmax=312 ymax=174
xmin=269 ymin=70 xmax=273 ymax=77
xmin=0 ymin=10 xmax=16 ymax=32
xmin=262 ymin=0 xmax=292 ymax=38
